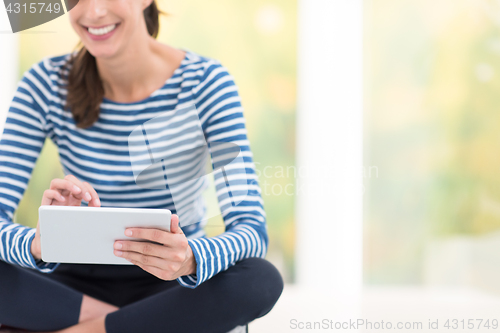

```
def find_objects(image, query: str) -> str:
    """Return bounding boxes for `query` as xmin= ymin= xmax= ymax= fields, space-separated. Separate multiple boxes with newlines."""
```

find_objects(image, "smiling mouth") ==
xmin=86 ymin=23 xmax=119 ymax=36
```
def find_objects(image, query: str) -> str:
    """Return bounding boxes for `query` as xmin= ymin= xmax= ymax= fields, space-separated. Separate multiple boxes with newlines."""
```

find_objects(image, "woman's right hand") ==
xmin=41 ymin=174 xmax=101 ymax=207
xmin=31 ymin=175 xmax=101 ymax=260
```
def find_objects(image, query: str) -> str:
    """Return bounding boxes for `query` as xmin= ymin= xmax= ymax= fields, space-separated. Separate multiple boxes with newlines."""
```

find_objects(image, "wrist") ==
xmin=30 ymin=239 xmax=41 ymax=260
xmin=183 ymin=246 xmax=197 ymax=276
xmin=31 ymin=224 xmax=41 ymax=260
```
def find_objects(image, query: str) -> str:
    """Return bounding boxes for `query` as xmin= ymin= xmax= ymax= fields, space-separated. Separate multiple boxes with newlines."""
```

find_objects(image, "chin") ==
xmin=85 ymin=46 xmax=120 ymax=59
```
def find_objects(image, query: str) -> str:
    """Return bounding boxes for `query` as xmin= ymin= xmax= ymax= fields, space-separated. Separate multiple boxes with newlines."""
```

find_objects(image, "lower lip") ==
xmin=85 ymin=24 xmax=119 ymax=41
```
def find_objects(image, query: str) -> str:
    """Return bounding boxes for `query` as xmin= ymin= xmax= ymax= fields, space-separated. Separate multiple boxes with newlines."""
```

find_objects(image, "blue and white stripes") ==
xmin=0 ymin=49 xmax=267 ymax=288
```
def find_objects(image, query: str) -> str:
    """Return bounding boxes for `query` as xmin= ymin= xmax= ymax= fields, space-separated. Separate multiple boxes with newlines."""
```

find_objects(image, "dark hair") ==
xmin=65 ymin=1 xmax=162 ymax=129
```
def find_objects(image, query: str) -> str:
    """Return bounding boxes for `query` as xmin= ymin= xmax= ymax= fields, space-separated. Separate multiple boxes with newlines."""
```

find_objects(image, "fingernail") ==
xmin=114 ymin=242 xmax=122 ymax=249
xmin=115 ymin=250 xmax=123 ymax=257
xmin=125 ymin=230 xmax=132 ymax=237
xmin=73 ymin=186 xmax=81 ymax=193
xmin=95 ymin=198 xmax=100 ymax=206
xmin=85 ymin=192 xmax=91 ymax=201
xmin=60 ymin=196 xmax=65 ymax=202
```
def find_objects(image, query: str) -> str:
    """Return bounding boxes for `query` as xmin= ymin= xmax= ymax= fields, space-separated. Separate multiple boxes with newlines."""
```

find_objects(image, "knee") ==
xmin=0 ymin=260 xmax=24 ymax=287
xmin=226 ymin=257 xmax=284 ymax=319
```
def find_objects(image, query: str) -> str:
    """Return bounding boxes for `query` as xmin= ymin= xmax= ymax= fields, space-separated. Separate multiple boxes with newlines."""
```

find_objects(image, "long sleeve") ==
xmin=0 ymin=59 xmax=59 ymax=273
xmin=176 ymin=60 xmax=268 ymax=288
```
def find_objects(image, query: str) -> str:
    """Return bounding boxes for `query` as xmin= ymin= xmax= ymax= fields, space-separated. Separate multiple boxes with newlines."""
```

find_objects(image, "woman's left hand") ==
xmin=113 ymin=214 xmax=197 ymax=280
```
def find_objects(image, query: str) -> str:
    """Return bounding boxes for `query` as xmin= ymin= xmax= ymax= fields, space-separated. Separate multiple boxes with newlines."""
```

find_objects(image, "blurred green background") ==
xmin=13 ymin=0 xmax=297 ymax=282
xmin=364 ymin=0 xmax=500 ymax=287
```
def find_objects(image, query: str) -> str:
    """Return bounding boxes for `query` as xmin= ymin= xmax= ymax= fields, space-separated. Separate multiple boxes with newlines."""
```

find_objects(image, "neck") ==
xmin=95 ymin=36 xmax=170 ymax=103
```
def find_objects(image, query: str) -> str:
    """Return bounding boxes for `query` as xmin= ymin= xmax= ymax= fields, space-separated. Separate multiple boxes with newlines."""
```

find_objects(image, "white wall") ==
xmin=0 ymin=8 xmax=18 ymax=133
xmin=295 ymin=0 xmax=363 ymax=295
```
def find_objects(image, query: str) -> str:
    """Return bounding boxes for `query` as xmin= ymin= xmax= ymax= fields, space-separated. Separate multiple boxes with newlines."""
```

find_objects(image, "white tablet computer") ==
xmin=39 ymin=206 xmax=171 ymax=265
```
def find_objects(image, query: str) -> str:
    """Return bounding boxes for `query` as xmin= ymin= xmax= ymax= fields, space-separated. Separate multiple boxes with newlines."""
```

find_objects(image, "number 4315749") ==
xmin=444 ymin=319 xmax=498 ymax=330
xmin=5 ymin=2 xmax=62 ymax=14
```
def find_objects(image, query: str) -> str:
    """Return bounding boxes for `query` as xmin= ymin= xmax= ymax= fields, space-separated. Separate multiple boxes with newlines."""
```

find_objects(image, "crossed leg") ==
xmin=0 ymin=258 xmax=283 ymax=333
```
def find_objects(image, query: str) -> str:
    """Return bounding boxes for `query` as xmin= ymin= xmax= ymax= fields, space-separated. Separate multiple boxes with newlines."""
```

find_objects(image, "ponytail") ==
xmin=66 ymin=1 xmax=162 ymax=129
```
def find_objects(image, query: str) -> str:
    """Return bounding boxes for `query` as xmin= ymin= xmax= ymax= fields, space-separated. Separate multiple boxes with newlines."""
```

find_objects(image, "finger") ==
xmin=50 ymin=178 xmax=82 ymax=197
xmin=124 ymin=228 xmax=169 ymax=245
xmin=114 ymin=240 xmax=170 ymax=258
xmin=82 ymin=181 xmax=100 ymax=207
xmin=170 ymin=214 xmax=183 ymax=234
xmin=114 ymin=250 xmax=167 ymax=270
xmin=128 ymin=260 xmax=173 ymax=281
xmin=64 ymin=174 xmax=91 ymax=201
xmin=41 ymin=189 xmax=66 ymax=206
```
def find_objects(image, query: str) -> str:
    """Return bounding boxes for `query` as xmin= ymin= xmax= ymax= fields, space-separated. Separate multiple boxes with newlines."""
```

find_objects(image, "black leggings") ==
xmin=0 ymin=257 xmax=283 ymax=333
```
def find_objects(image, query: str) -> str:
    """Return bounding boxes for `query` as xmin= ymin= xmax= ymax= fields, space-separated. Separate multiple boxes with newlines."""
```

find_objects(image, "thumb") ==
xmin=170 ymin=214 xmax=182 ymax=234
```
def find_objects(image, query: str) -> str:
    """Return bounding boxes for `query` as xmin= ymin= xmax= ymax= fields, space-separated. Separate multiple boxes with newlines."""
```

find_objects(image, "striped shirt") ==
xmin=0 ymin=49 xmax=267 ymax=288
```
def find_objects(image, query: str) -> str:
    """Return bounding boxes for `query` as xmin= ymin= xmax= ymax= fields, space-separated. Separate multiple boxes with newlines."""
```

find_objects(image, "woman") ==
xmin=0 ymin=0 xmax=283 ymax=332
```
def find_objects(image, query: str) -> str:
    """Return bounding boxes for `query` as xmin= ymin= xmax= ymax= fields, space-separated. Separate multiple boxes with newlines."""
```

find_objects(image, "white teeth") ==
xmin=88 ymin=24 xmax=117 ymax=36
